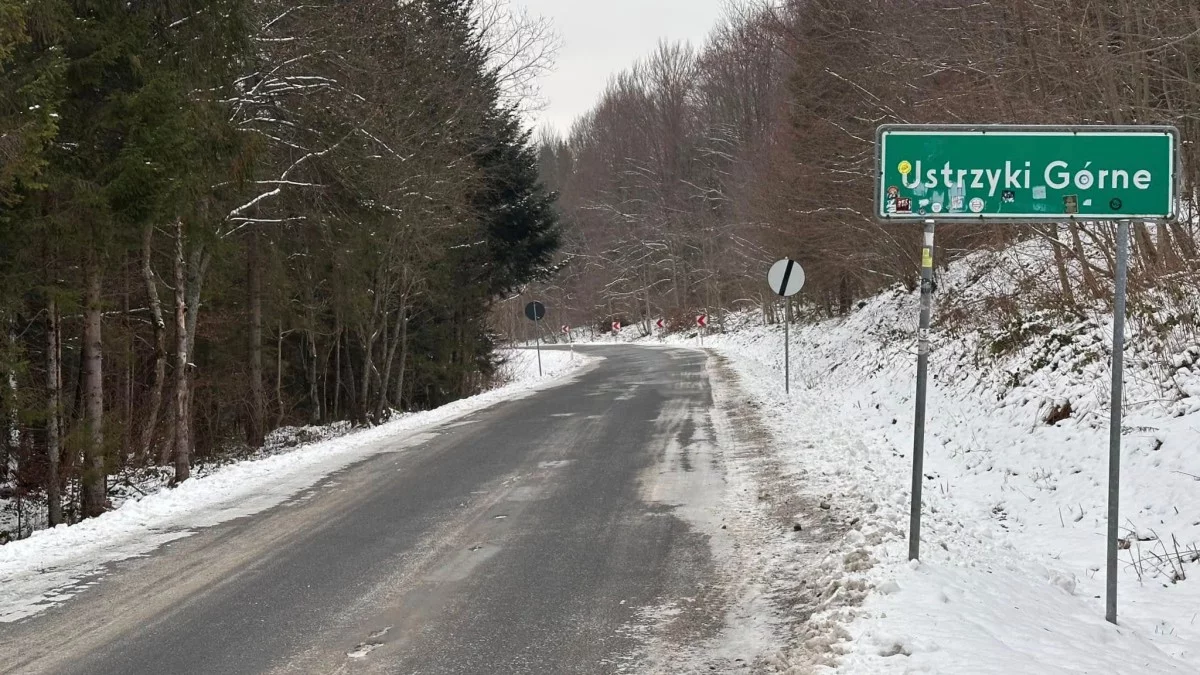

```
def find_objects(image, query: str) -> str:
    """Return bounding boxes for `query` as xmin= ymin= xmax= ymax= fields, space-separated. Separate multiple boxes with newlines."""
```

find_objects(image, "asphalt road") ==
xmin=0 ymin=345 xmax=749 ymax=674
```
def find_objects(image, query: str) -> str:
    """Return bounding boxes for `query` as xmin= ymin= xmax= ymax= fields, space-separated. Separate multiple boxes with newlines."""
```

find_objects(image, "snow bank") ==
xmin=666 ymin=246 xmax=1200 ymax=672
xmin=0 ymin=348 xmax=594 ymax=623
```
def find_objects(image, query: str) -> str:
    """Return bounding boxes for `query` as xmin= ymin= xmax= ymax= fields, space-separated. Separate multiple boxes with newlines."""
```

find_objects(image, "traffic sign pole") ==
xmin=909 ymin=220 xmax=936 ymax=562
xmin=768 ymin=259 xmax=806 ymax=394
xmin=524 ymin=301 xmax=547 ymax=377
xmin=1106 ymin=220 xmax=1130 ymax=625
xmin=784 ymin=300 xmax=790 ymax=394
xmin=535 ymin=320 xmax=543 ymax=377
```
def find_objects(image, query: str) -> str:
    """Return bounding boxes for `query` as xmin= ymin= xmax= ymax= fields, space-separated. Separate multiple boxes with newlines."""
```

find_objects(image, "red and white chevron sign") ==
xmin=696 ymin=314 xmax=708 ymax=328
xmin=560 ymin=325 xmax=569 ymax=334
xmin=656 ymin=318 xmax=664 ymax=330
xmin=611 ymin=321 xmax=621 ymax=333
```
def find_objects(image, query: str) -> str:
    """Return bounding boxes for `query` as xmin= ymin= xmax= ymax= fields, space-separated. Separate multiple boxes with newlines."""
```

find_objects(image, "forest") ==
xmin=6 ymin=0 xmax=1200 ymax=541
xmin=532 ymin=0 xmax=1200 ymax=335
xmin=0 ymin=0 xmax=559 ymax=534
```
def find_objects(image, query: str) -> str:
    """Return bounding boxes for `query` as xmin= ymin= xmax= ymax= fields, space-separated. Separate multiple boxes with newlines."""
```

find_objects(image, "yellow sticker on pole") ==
xmin=922 ymin=248 xmax=933 ymax=268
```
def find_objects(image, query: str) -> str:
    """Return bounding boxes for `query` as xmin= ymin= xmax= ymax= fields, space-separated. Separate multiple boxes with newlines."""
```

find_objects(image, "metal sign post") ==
xmin=768 ymin=259 xmax=806 ymax=394
xmin=909 ymin=220 xmax=936 ymax=562
xmin=524 ymin=301 xmax=546 ymax=377
xmin=784 ymin=301 xmax=790 ymax=393
xmin=877 ymin=124 xmax=1179 ymax=623
xmin=1107 ymin=220 xmax=1130 ymax=625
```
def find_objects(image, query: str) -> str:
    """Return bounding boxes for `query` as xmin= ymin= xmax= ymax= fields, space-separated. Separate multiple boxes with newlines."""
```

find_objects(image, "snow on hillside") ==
xmin=0 ymin=348 xmax=594 ymax=623
xmin=671 ymin=244 xmax=1200 ymax=673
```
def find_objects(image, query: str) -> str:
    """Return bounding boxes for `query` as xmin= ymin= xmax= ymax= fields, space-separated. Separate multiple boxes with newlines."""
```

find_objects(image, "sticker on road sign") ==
xmin=931 ymin=202 xmax=943 ymax=214
xmin=524 ymin=301 xmax=546 ymax=322
xmin=969 ymin=197 xmax=985 ymax=213
xmin=767 ymin=259 xmax=806 ymax=298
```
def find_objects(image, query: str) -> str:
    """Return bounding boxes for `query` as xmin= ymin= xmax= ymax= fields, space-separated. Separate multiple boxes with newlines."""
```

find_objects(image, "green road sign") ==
xmin=876 ymin=125 xmax=1179 ymax=221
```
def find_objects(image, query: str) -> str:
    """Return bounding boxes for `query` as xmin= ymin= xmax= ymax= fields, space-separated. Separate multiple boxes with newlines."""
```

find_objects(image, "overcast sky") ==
xmin=514 ymin=0 xmax=728 ymax=136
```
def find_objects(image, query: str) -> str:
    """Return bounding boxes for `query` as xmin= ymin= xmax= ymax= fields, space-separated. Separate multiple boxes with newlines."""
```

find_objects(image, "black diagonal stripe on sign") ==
xmin=778 ymin=260 xmax=795 ymax=297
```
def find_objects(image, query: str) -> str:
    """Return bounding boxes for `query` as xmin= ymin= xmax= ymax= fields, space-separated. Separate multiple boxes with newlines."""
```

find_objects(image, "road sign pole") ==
xmin=909 ymin=220 xmax=936 ymax=562
xmin=768 ymin=258 xmax=805 ymax=393
xmin=535 ymin=320 xmax=543 ymax=377
xmin=784 ymin=300 xmax=790 ymax=394
xmin=1106 ymin=219 xmax=1130 ymax=625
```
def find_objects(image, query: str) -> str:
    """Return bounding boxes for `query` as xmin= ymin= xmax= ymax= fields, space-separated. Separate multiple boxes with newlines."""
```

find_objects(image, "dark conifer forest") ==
xmin=0 ymin=0 xmax=559 ymax=529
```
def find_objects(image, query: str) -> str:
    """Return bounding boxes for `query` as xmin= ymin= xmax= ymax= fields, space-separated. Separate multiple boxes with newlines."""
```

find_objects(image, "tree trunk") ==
xmin=248 ymin=232 xmax=265 ymax=448
xmin=276 ymin=321 xmax=285 ymax=428
xmin=173 ymin=219 xmax=191 ymax=484
xmin=396 ymin=307 xmax=410 ymax=412
xmin=306 ymin=326 xmax=320 ymax=425
xmin=359 ymin=326 xmax=375 ymax=424
xmin=378 ymin=289 xmax=410 ymax=418
xmin=139 ymin=224 xmax=167 ymax=464
xmin=1068 ymin=222 xmax=1099 ymax=298
xmin=123 ymin=263 xmax=133 ymax=460
xmin=359 ymin=274 xmax=384 ymax=423
xmin=1134 ymin=222 xmax=1159 ymax=272
xmin=643 ymin=264 xmax=652 ymax=334
xmin=46 ymin=294 xmax=63 ymax=526
xmin=344 ymin=334 xmax=359 ymax=422
xmin=81 ymin=260 xmax=106 ymax=519
xmin=184 ymin=246 xmax=209 ymax=357
xmin=333 ymin=321 xmax=341 ymax=419
xmin=1048 ymin=224 xmax=1075 ymax=307
xmin=1157 ymin=223 xmax=1182 ymax=272
xmin=377 ymin=307 xmax=399 ymax=420
xmin=1169 ymin=222 xmax=1196 ymax=261
xmin=2 ymin=334 xmax=17 ymax=494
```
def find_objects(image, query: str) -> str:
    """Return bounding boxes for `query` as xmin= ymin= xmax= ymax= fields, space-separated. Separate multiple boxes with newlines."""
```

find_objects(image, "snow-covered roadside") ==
xmin=650 ymin=250 xmax=1200 ymax=672
xmin=713 ymin=338 xmax=1196 ymax=674
xmin=0 ymin=348 xmax=595 ymax=623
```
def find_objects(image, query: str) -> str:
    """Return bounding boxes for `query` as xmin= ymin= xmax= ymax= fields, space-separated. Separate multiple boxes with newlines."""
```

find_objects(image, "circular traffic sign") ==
xmin=767 ymin=259 xmax=806 ymax=297
xmin=524 ymin=301 xmax=546 ymax=322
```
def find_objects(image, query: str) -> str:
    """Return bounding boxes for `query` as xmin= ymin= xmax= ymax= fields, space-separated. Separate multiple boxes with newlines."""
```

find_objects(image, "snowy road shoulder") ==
xmin=0 ymin=349 xmax=596 ymax=623
xmin=683 ymin=290 xmax=1200 ymax=672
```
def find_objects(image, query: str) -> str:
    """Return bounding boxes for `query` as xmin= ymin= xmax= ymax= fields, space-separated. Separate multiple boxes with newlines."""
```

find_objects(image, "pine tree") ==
xmin=473 ymin=107 xmax=561 ymax=297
